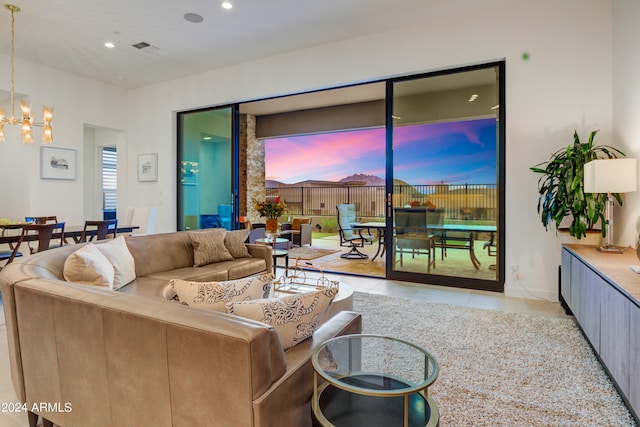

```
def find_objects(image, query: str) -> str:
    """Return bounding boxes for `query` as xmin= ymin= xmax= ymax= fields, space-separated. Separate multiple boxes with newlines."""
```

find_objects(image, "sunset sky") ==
xmin=265 ymin=118 xmax=497 ymax=185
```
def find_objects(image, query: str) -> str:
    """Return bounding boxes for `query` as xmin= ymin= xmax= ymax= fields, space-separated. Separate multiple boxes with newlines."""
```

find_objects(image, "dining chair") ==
xmin=0 ymin=223 xmax=25 ymax=263
xmin=124 ymin=207 xmax=158 ymax=235
xmin=25 ymin=215 xmax=58 ymax=224
xmin=79 ymin=219 xmax=118 ymax=242
xmin=23 ymin=216 xmax=65 ymax=251
xmin=3 ymin=222 xmax=66 ymax=266
xmin=0 ymin=249 xmax=20 ymax=265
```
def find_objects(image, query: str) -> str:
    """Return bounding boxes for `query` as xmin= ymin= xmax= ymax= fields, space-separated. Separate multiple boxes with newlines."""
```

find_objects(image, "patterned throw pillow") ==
xmin=226 ymin=287 xmax=338 ymax=350
xmin=187 ymin=229 xmax=234 ymax=267
xmin=170 ymin=273 xmax=274 ymax=311
xmin=224 ymin=229 xmax=251 ymax=258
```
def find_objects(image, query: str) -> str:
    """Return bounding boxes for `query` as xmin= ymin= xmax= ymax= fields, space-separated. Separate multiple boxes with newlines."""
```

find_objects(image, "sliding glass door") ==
xmin=386 ymin=63 xmax=505 ymax=291
xmin=177 ymin=106 xmax=236 ymax=231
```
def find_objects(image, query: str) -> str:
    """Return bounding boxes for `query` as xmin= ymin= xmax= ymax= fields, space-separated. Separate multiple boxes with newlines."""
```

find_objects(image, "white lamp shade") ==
xmin=584 ymin=158 xmax=637 ymax=193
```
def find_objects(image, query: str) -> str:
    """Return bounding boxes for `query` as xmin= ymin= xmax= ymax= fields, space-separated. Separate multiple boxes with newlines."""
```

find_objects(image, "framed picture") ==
xmin=138 ymin=153 xmax=158 ymax=182
xmin=41 ymin=146 xmax=77 ymax=180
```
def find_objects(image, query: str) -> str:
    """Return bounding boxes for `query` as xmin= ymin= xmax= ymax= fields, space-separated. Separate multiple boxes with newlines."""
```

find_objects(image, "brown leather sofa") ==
xmin=0 ymin=231 xmax=362 ymax=427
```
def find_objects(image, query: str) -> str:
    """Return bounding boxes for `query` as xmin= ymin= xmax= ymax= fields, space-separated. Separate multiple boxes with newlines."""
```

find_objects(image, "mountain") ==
xmin=265 ymin=179 xmax=284 ymax=187
xmin=339 ymin=174 xmax=384 ymax=186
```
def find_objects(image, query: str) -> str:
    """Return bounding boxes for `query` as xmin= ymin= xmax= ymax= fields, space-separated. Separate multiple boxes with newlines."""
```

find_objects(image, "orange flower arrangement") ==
xmin=253 ymin=197 xmax=287 ymax=219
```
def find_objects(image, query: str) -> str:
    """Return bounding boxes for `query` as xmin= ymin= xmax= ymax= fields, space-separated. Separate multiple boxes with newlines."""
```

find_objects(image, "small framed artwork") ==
xmin=138 ymin=153 xmax=158 ymax=182
xmin=41 ymin=146 xmax=77 ymax=180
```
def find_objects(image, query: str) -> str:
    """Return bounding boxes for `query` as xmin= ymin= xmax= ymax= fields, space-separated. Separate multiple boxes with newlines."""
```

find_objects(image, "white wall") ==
xmin=0 ymin=0 xmax=616 ymax=300
xmin=125 ymin=0 xmax=613 ymax=300
xmin=0 ymin=54 xmax=128 ymax=225
xmin=613 ymin=0 xmax=640 ymax=249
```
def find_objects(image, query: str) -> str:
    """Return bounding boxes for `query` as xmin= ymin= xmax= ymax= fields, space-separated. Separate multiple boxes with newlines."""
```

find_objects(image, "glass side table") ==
xmin=312 ymin=334 xmax=439 ymax=427
xmin=255 ymin=237 xmax=289 ymax=275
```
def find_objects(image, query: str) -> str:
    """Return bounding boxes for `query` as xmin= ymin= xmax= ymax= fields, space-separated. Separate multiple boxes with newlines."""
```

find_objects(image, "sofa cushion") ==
xmin=224 ymin=229 xmax=251 ymax=258
xmin=170 ymin=273 xmax=275 ymax=311
xmin=188 ymin=229 xmax=234 ymax=267
xmin=63 ymin=244 xmax=115 ymax=288
xmin=125 ymin=232 xmax=194 ymax=277
xmin=95 ymin=236 xmax=136 ymax=290
xmin=226 ymin=287 xmax=338 ymax=350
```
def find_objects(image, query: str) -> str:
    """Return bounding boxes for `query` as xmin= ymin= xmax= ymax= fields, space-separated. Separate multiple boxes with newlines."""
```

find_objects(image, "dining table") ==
xmin=354 ymin=222 xmax=497 ymax=268
xmin=0 ymin=223 xmax=140 ymax=245
xmin=353 ymin=222 xmax=386 ymax=261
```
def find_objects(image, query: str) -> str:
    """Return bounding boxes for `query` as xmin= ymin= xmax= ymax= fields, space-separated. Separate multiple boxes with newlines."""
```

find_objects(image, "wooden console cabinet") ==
xmin=561 ymin=245 xmax=640 ymax=422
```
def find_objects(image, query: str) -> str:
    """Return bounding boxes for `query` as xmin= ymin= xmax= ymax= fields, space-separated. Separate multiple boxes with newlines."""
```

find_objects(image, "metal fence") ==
xmin=266 ymin=184 xmax=497 ymax=221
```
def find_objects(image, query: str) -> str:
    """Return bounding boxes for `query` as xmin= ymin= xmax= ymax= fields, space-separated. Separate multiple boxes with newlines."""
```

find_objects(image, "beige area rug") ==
xmin=286 ymin=246 xmax=339 ymax=260
xmin=353 ymin=292 xmax=637 ymax=427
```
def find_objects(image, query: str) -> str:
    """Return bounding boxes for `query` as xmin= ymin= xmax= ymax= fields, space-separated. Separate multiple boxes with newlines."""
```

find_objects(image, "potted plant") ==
xmin=530 ymin=130 xmax=625 ymax=239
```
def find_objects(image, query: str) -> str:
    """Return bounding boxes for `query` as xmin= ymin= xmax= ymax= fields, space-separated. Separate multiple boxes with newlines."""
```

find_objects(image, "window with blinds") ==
xmin=102 ymin=147 xmax=117 ymax=211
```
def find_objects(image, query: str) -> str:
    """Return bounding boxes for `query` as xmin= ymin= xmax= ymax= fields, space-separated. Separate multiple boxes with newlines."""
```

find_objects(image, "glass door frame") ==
xmin=384 ymin=61 xmax=506 ymax=292
xmin=176 ymin=103 xmax=240 ymax=231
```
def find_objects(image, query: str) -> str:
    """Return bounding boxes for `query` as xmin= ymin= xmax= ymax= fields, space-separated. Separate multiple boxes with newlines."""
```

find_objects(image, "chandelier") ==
xmin=0 ymin=4 xmax=53 ymax=144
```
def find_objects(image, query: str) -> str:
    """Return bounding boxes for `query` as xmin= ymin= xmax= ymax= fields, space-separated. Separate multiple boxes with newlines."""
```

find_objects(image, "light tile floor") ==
xmin=0 ymin=275 xmax=567 ymax=426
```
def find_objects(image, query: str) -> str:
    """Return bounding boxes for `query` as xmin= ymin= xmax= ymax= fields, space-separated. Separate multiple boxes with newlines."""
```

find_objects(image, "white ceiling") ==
xmin=0 ymin=0 xmax=510 ymax=90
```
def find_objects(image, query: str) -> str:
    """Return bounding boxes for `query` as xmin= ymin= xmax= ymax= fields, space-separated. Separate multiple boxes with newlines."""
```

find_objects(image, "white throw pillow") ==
xmin=63 ymin=244 xmax=115 ymax=288
xmin=170 ymin=273 xmax=274 ymax=311
xmin=95 ymin=236 xmax=136 ymax=290
xmin=226 ymin=287 xmax=338 ymax=350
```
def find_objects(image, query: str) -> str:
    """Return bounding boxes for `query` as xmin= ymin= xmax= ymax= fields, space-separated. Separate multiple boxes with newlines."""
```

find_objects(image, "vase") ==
xmin=265 ymin=219 xmax=279 ymax=235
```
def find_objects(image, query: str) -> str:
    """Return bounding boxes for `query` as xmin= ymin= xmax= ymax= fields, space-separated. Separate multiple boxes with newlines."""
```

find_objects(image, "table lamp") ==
xmin=583 ymin=158 xmax=637 ymax=253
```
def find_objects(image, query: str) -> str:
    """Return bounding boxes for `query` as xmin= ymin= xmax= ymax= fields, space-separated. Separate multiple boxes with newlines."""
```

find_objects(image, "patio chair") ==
xmin=247 ymin=227 xmax=265 ymax=243
xmin=484 ymin=232 xmax=497 ymax=270
xmin=394 ymin=208 xmax=435 ymax=268
xmin=336 ymin=203 xmax=373 ymax=246
xmin=336 ymin=205 xmax=374 ymax=259
xmin=283 ymin=217 xmax=312 ymax=247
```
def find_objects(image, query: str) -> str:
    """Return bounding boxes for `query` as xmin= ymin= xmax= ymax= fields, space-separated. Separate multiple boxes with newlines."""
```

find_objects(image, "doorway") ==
xmin=83 ymin=125 xmax=124 ymax=221
xmin=179 ymin=62 xmax=505 ymax=292
xmin=386 ymin=63 xmax=504 ymax=291
xmin=177 ymin=106 xmax=236 ymax=231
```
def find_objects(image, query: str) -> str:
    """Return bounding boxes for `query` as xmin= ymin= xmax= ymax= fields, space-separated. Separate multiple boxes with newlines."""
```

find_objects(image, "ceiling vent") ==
xmin=132 ymin=42 xmax=151 ymax=50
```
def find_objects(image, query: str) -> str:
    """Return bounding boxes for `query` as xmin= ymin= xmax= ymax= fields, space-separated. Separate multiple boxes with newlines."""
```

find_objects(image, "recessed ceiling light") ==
xmin=468 ymin=94 xmax=479 ymax=103
xmin=221 ymin=1 xmax=233 ymax=9
xmin=104 ymin=42 xmax=115 ymax=48
xmin=184 ymin=12 xmax=204 ymax=23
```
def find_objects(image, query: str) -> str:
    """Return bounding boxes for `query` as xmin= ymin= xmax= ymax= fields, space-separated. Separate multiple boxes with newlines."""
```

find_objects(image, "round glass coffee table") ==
xmin=312 ymin=334 xmax=439 ymax=427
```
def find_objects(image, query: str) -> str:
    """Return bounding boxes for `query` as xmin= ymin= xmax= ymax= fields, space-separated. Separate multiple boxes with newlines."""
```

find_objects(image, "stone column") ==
xmin=240 ymin=114 xmax=265 ymax=224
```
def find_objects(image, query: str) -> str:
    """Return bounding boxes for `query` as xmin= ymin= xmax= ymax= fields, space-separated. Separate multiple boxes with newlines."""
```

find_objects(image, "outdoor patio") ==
xmin=276 ymin=231 xmax=498 ymax=281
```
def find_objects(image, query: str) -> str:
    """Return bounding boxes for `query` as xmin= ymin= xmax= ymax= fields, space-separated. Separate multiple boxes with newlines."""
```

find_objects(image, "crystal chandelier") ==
xmin=0 ymin=4 xmax=53 ymax=144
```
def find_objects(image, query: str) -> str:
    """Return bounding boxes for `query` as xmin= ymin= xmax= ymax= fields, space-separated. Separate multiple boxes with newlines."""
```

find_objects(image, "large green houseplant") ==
xmin=530 ymin=130 xmax=625 ymax=239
